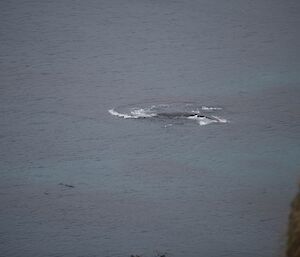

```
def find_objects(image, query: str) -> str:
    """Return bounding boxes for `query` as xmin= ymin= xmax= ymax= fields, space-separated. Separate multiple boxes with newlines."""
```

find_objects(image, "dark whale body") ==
xmin=155 ymin=112 xmax=212 ymax=119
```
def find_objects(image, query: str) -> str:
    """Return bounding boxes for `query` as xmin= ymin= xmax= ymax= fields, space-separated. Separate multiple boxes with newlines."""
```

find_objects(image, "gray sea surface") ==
xmin=1 ymin=0 xmax=300 ymax=257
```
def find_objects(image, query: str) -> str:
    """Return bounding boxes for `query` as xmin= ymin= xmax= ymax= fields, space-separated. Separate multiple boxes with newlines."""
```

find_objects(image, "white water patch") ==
xmin=187 ymin=115 xmax=218 ymax=126
xmin=201 ymin=106 xmax=222 ymax=111
xmin=211 ymin=116 xmax=228 ymax=124
xmin=108 ymin=109 xmax=135 ymax=119
xmin=191 ymin=109 xmax=200 ymax=114
xmin=130 ymin=108 xmax=157 ymax=118
xmin=108 ymin=108 xmax=157 ymax=119
xmin=151 ymin=104 xmax=169 ymax=109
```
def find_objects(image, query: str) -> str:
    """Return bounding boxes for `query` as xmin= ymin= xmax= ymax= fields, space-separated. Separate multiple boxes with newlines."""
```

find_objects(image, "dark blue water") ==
xmin=1 ymin=1 xmax=300 ymax=256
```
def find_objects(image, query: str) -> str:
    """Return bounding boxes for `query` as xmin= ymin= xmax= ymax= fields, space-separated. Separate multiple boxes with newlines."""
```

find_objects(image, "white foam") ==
xmin=191 ymin=109 xmax=200 ymax=114
xmin=211 ymin=115 xmax=228 ymax=123
xmin=198 ymin=119 xmax=218 ymax=126
xmin=108 ymin=109 xmax=135 ymax=119
xmin=109 ymin=108 xmax=157 ymax=119
xmin=188 ymin=114 xmax=228 ymax=126
xmin=201 ymin=106 xmax=222 ymax=111
xmin=130 ymin=109 xmax=157 ymax=118
xmin=187 ymin=115 xmax=218 ymax=126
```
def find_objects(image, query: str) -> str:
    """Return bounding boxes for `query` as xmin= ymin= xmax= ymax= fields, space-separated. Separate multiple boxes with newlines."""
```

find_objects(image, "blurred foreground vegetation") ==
xmin=287 ymin=186 xmax=300 ymax=257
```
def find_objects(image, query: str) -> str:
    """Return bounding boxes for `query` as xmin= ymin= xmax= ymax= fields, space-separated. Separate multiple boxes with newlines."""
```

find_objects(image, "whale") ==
xmin=154 ymin=112 xmax=213 ymax=120
xmin=108 ymin=105 xmax=228 ymax=126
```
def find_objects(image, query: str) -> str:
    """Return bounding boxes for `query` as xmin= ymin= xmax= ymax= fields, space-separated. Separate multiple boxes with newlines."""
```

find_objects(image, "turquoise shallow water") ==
xmin=0 ymin=1 xmax=300 ymax=257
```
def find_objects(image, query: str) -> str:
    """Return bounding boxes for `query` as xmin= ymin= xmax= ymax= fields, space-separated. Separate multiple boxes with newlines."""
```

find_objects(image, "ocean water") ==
xmin=0 ymin=1 xmax=300 ymax=257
